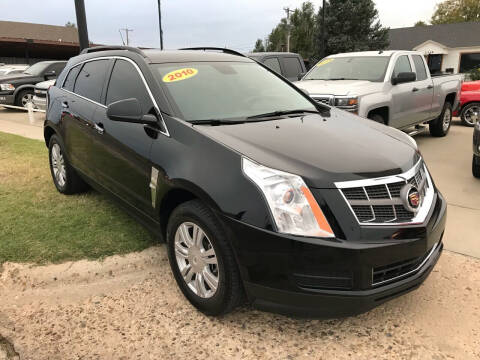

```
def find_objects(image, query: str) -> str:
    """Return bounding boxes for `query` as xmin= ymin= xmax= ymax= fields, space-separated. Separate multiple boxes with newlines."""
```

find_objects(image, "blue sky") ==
xmin=0 ymin=0 xmax=441 ymax=51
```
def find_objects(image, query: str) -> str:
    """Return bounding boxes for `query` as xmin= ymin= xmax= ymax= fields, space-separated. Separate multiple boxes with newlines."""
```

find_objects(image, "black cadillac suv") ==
xmin=44 ymin=46 xmax=446 ymax=317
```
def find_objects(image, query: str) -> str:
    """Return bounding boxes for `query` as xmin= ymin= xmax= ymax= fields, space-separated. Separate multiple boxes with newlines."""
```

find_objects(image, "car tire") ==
xmin=429 ymin=102 xmax=452 ymax=137
xmin=166 ymin=199 xmax=243 ymax=316
xmin=460 ymin=102 xmax=480 ymax=127
xmin=473 ymin=155 xmax=480 ymax=178
xmin=14 ymin=89 xmax=35 ymax=108
xmin=368 ymin=114 xmax=385 ymax=124
xmin=48 ymin=134 xmax=88 ymax=194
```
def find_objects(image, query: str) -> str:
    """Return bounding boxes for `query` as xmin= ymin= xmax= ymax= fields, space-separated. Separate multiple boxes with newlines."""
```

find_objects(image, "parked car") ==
xmin=246 ymin=52 xmax=307 ymax=82
xmin=0 ymin=64 xmax=29 ymax=76
xmin=473 ymin=118 xmax=480 ymax=178
xmin=295 ymin=51 xmax=462 ymax=137
xmin=32 ymin=79 xmax=55 ymax=110
xmin=453 ymin=80 xmax=480 ymax=127
xmin=0 ymin=60 xmax=66 ymax=108
xmin=44 ymin=46 xmax=445 ymax=317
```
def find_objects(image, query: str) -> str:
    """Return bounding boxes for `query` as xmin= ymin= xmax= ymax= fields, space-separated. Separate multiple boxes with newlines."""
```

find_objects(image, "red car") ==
xmin=454 ymin=80 xmax=480 ymax=127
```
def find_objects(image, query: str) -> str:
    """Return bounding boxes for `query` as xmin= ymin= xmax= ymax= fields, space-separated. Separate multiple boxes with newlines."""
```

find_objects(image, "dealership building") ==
xmin=388 ymin=21 xmax=480 ymax=74
xmin=0 ymin=20 xmax=80 ymax=65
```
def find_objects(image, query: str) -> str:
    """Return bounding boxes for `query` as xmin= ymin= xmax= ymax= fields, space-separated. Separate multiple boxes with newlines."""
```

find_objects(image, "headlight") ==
xmin=334 ymin=96 xmax=358 ymax=107
xmin=0 ymin=83 xmax=15 ymax=91
xmin=242 ymin=157 xmax=335 ymax=238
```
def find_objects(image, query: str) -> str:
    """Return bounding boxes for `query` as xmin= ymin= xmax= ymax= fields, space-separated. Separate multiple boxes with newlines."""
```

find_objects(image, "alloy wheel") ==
xmin=442 ymin=107 xmax=452 ymax=132
xmin=51 ymin=143 xmax=67 ymax=187
xmin=463 ymin=105 xmax=480 ymax=126
xmin=21 ymin=94 xmax=32 ymax=108
xmin=174 ymin=222 xmax=219 ymax=298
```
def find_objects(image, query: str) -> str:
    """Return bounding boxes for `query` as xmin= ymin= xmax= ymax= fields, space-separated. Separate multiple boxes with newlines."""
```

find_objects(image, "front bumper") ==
xmin=222 ymin=191 xmax=446 ymax=318
xmin=0 ymin=93 xmax=15 ymax=105
xmin=33 ymin=95 xmax=47 ymax=110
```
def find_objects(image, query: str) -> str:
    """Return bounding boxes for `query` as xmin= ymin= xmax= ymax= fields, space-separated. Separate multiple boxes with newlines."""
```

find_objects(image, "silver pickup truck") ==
xmin=295 ymin=50 xmax=462 ymax=137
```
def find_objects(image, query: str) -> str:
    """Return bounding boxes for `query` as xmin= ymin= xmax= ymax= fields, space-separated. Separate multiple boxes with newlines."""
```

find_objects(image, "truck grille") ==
xmin=311 ymin=95 xmax=333 ymax=106
xmin=335 ymin=160 xmax=434 ymax=225
xmin=34 ymin=89 xmax=47 ymax=98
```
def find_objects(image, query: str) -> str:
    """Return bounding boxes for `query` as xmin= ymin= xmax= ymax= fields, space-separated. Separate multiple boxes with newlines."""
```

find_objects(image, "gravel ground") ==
xmin=0 ymin=246 xmax=479 ymax=360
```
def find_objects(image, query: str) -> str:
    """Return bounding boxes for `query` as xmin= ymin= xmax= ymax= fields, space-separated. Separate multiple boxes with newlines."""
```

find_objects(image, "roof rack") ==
xmin=179 ymin=47 xmax=246 ymax=58
xmin=80 ymin=46 xmax=147 ymax=57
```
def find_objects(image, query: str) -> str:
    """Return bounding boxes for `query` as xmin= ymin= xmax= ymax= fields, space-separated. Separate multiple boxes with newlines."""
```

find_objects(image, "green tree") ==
xmin=290 ymin=2 xmax=317 ymax=60
xmin=319 ymin=0 xmax=389 ymax=56
xmin=414 ymin=20 xmax=428 ymax=26
xmin=431 ymin=0 xmax=480 ymax=24
xmin=266 ymin=18 xmax=289 ymax=52
xmin=252 ymin=39 xmax=265 ymax=52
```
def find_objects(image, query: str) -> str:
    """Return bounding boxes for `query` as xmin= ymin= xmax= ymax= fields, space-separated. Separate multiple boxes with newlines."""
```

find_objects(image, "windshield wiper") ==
xmin=247 ymin=109 xmax=319 ymax=120
xmin=189 ymin=119 xmax=246 ymax=125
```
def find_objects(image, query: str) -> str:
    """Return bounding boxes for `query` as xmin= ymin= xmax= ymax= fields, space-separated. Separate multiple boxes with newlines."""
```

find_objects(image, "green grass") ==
xmin=0 ymin=132 xmax=155 ymax=264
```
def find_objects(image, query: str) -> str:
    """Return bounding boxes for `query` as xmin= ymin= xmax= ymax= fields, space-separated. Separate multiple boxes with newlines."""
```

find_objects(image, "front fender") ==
xmin=359 ymin=92 xmax=392 ymax=120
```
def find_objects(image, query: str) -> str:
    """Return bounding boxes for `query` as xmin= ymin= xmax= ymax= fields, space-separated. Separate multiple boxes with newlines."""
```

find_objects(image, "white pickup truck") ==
xmin=295 ymin=50 xmax=462 ymax=137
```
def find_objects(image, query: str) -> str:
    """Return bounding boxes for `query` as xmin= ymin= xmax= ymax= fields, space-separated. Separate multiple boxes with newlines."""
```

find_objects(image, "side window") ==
xmin=412 ymin=55 xmax=428 ymax=81
xmin=74 ymin=59 xmax=110 ymax=103
xmin=392 ymin=55 xmax=412 ymax=78
xmin=63 ymin=65 xmax=81 ymax=92
xmin=106 ymin=59 xmax=153 ymax=114
xmin=263 ymin=57 xmax=282 ymax=74
xmin=283 ymin=57 xmax=303 ymax=78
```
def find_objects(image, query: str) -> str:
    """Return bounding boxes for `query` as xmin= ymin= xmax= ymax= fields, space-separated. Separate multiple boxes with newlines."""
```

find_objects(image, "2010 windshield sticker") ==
xmin=317 ymin=59 xmax=334 ymax=67
xmin=163 ymin=68 xmax=198 ymax=83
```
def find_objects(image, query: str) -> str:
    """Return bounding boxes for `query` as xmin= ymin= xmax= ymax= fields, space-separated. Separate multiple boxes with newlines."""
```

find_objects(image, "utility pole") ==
xmin=74 ymin=0 xmax=89 ymax=52
xmin=283 ymin=7 xmax=294 ymax=52
xmin=157 ymin=0 xmax=164 ymax=50
xmin=320 ymin=0 xmax=326 ymax=58
xmin=120 ymin=27 xmax=133 ymax=46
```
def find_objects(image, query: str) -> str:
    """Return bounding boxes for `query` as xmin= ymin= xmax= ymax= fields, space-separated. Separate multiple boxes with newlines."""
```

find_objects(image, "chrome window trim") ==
xmin=335 ymin=159 xmax=435 ymax=226
xmin=372 ymin=241 xmax=439 ymax=287
xmin=60 ymin=55 xmax=170 ymax=137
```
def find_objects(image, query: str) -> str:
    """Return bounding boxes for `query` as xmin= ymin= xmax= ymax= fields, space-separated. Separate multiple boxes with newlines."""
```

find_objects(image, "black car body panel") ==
xmin=44 ymin=47 xmax=446 ymax=317
xmin=474 ymin=120 xmax=480 ymax=157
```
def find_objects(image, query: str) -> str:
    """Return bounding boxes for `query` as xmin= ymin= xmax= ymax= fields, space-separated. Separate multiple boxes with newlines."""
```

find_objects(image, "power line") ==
xmin=119 ymin=27 xmax=133 ymax=46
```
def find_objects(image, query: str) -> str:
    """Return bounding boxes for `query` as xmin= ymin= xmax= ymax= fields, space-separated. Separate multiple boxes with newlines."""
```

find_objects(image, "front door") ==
xmin=92 ymin=58 xmax=156 ymax=217
xmin=390 ymin=55 xmax=417 ymax=129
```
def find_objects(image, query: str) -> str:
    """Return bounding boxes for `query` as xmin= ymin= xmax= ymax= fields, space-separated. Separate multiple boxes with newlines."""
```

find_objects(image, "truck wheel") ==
xmin=473 ymin=155 xmax=480 ymax=178
xmin=368 ymin=114 xmax=385 ymax=124
xmin=460 ymin=102 xmax=480 ymax=127
xmin=166 ymin=200 xmax=243 ymax=316
xmin=15 ymin=89 xmax=35 ymax=108
xmin=429 ymin=102 xmax=452 ymax=137
xmin=48 ymin=134 xmax=88 ymax=194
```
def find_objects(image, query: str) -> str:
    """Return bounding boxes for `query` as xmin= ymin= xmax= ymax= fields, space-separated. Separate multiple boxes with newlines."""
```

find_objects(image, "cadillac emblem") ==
xmin=400 ymin=184 xmax=422 ymax=213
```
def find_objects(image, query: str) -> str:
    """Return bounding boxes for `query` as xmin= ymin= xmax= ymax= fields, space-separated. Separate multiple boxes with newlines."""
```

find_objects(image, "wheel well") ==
xmin=159 ymin=188 xmax=197 ymax=240
xmin=367 ymin=107 xmax=389 ymax=125
xmin=445 ymin=93 xmax=456 ymax=107
xmin=460 ymin=101 xmax=480 ymax=113
xmin=14 ymin=87 xmax=34 ymax=101
xmin=43 ymin=126 xmax=55 ymax=148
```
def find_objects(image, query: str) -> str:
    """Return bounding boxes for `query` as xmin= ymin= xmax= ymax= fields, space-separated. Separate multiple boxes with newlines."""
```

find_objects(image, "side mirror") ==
xmin=106 ymin=98 xmax=157 ymax=125
xmin=392 ymin=72 xmax=416 ymax=85
xmin=297 ymin=72 xmax=306 ymax=81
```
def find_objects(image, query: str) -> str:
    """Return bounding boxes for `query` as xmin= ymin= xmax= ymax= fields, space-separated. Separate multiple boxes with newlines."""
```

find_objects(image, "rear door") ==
xmin=410 ymin=54 xmax=434 ymax=123
xmin=389 ymin=54 xmax=417 ymax=129
xmin=91 ymin=58 xmax=156 ymax=217
xmin=61 ymin=60 xmax=110 ymax=179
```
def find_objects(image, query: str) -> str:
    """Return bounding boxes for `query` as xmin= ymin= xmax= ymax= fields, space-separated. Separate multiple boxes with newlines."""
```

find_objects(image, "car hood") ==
xmin=294 ymin=79 xmax=384 ymax=97
xmin=195 ymin=109 xmax=419 ymax=188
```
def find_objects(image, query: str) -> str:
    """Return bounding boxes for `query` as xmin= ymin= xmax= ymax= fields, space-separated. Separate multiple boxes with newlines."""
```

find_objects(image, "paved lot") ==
xmin=0 ymin=110 xmax=479 ymax=359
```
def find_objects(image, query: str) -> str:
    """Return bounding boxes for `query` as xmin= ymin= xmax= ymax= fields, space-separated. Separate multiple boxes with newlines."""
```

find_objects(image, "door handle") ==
xmin=94 ymin=123 xmax=104 ymax=135
xmin=61 ymin=101 xmax=69 ymax=109
xmin=427 ymin=85 xmax=433 ymax=89
xmin=412 ymin=87 xmax=419 ymax=92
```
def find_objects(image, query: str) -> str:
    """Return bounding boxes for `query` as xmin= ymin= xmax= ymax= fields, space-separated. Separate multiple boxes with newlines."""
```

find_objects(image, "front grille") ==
xmin=337 ymin=161 xmax=433 ymax=225
xmin=34 ymin=89 xmax=47 ymax=98
xmin=294 ymin=271 xmax=353 ymax=290
xmin=372 ymin=242 xmax=439 ymax=286
xmin=312 ymin=96 xmax=333 ymax=106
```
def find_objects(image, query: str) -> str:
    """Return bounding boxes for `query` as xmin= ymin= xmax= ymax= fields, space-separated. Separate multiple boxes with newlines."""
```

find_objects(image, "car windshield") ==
xmin=151 ymin=62 xmax=317 ymax=122
xmin=304 ymin=56 xmax=390 ymax=82
xmin=23 ymin=62 xmax=49 ymax=76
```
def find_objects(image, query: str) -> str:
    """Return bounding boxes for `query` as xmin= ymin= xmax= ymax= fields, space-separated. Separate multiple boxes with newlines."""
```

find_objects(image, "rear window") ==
xmin=412 ymin=55 xmax=428 ymax=81
xmin=73 ymin=59 xmax=110 ymax=103
xmin=263 ymin=58 xmax=281 ymax=74
xmin=151 ymin=61 xmax=316 ymax=122
xmin=63 ymin=65 xmax=81 ymax=92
